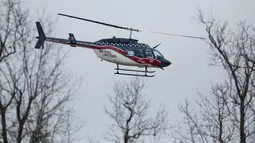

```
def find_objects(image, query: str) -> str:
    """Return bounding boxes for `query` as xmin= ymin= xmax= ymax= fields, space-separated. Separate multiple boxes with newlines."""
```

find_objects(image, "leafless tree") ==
xmin=85 ymin=134 xmax=100 ymax=143
xmin=103 ymin=77 xmax=170 ymax=143
xmin=172 ymin=82 xmax=237 ymax=143
xmin=172 ymin=10 xmax=255 ymax=143
xmin=0 ymin=0 xmax=83 ymax=143
xmin=0 ymin=0 xmax=23 ymax=62
xmin=198 ymin=10 xmax=255 ymax=143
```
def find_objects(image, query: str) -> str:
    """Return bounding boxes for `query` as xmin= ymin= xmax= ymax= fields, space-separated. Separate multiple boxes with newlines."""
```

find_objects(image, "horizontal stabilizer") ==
xmin=69 ymin=33 xmax=77 ymax=47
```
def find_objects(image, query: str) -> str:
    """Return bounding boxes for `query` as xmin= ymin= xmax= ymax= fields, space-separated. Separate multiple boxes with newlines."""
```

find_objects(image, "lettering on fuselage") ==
xmin=99 ymin=49 xmax=117 ymax=58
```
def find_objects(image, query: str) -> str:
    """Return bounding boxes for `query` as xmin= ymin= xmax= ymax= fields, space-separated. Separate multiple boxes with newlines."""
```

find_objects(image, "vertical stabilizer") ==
xmin=35 ymin=22 xmax=46 ymax=49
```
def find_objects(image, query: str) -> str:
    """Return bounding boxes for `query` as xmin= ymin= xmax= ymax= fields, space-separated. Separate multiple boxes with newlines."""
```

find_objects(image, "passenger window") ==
xmin=126 ymin=50 xmax=135 ymax=56
xmin=126 ymin=49 xmax=144 ymax=57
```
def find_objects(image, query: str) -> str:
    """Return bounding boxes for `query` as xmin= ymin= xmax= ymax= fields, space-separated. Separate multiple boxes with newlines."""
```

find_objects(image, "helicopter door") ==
xmin=134 ymin=49 xmax=144 ymax=57
xmin=145 ymin=49 xmax=154 ymax=58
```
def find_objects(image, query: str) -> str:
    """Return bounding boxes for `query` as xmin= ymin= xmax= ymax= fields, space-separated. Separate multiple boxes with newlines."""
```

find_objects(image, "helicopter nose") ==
xmin=160 ymin=59 xmax=171 ymax=67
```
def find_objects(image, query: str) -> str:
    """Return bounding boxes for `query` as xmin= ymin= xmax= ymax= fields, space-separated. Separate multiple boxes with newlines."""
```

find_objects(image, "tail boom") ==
xmin=35 ymin=21 xmax=95 ymax=49
xmin=45 ymin=37 xmax=95 ymax=49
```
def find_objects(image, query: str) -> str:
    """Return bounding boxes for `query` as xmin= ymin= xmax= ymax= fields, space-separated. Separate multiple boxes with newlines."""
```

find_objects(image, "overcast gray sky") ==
xmin=25 ymin=0 xmax=254 ymax=142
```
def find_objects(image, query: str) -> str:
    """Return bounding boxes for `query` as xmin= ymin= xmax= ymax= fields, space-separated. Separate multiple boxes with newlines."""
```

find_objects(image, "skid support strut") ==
xmin=114 ymin=64 xmax=155 ymax=77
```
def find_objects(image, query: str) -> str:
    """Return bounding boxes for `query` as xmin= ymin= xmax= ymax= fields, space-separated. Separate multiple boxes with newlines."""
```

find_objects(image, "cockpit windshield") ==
xmin=153 ymin=49 xmax=164 ymax=59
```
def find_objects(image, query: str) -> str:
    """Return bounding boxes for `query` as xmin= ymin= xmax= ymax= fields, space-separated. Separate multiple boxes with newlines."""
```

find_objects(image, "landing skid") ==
xmin=114 ymin=68 xmax=155 ymax=73
xmin=114 ymin=64 xmax=155 ymax=77
xmin=114 ymin=72 xmax=155 ymax=77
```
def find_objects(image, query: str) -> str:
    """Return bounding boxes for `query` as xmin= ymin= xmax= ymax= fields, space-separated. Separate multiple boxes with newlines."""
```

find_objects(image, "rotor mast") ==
xmin=128 ymin=27 xmax=140 ymax=39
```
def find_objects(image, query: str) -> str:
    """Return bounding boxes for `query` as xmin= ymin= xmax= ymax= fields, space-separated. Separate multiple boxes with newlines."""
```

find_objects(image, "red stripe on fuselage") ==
xmin=127 ymin=56 xmax=161 ymax=67
xmin=90 ymin=45 xmax=126 ymax=55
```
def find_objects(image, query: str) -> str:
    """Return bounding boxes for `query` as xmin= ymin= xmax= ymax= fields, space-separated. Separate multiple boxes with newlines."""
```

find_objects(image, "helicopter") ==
xmin=35 ymin=13 xmax=205 ymax=77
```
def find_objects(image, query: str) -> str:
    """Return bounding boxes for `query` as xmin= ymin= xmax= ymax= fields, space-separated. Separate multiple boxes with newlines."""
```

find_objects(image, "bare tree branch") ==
xmin=104 ymin=78 xmax=170 ymax=143
xmin=0 ymin=0 xmax=83 ymax=143
xmin=173 ymin=9 xmax=255 ymax=143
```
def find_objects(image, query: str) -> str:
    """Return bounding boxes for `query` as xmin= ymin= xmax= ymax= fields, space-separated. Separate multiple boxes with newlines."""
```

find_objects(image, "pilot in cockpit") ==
xmin=146 ymin=52 xmax=153 ymax=58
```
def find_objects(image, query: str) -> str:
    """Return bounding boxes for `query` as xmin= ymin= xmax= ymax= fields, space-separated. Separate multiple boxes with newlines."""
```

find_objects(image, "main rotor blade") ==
xmin=58 ymin=13 xmax=140 ymax=32
xmin=58 ymin=13 xmax=205 ymax=40
xmin=148 ymin=31 xmax=206 ymax=40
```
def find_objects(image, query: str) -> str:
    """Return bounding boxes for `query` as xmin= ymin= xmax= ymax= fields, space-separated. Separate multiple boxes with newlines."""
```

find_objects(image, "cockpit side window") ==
xmin=153 ymin=49 xmax=164 ymax=59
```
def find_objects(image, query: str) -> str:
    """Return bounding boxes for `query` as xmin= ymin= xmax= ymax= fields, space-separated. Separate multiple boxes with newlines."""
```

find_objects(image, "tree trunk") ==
xmin=240 ymin=98 xmax=246 ymax=143
xmin=17 ymin=122 xmax=24 ymax=143
xmin=1 ymin=109 xmax=8 ymax=143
